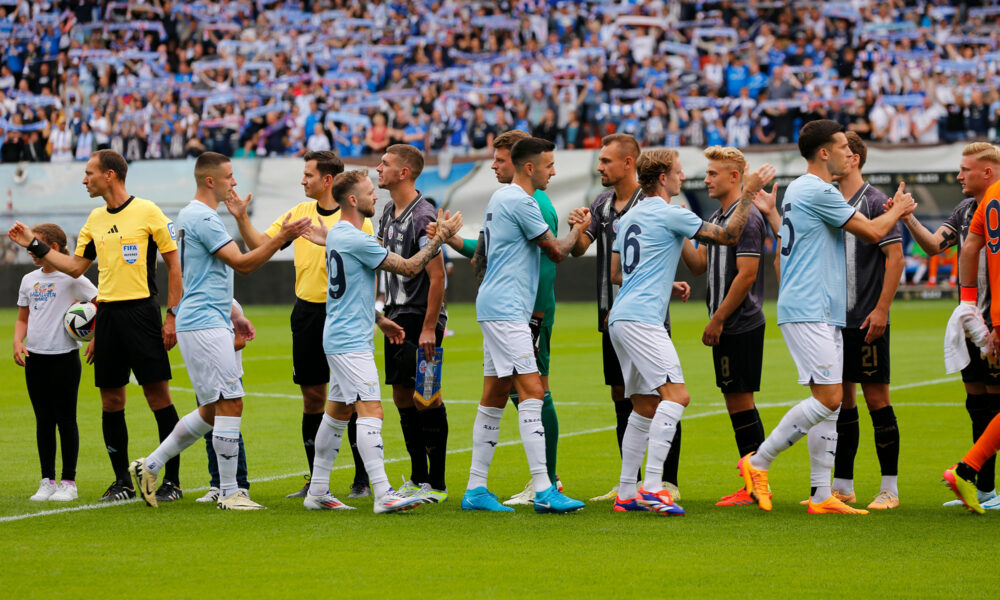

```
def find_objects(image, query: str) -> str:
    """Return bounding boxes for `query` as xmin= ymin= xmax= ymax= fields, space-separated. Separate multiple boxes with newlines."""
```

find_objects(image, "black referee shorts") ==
xmin=93 ymin=297 xmax=171 ymax=388
xmin=842 ymin=326 xmax=890 ymax=384
xmin=291 ymin=299 xmax=329 ymax=386
xmin=712 ymin=324 xmax=765 ymax=393
xmin=384 ymin=312 xmax=444 ymax=387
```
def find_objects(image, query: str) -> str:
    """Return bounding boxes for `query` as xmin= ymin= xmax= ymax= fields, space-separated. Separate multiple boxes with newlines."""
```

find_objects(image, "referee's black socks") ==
xmin=154 ymin=405 xmax=180 ymax=485
xmin=102 ymin=409 xmax=129 ymax=482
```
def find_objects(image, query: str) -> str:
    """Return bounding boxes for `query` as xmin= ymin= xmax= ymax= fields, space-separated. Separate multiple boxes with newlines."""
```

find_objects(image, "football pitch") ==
xmin=0 ymin=299 xmax=993 ymax=598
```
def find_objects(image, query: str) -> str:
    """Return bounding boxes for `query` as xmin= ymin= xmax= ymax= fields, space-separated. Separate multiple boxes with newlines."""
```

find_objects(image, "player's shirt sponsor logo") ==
xmin=167 ymin=222 xmax=177 ymax=240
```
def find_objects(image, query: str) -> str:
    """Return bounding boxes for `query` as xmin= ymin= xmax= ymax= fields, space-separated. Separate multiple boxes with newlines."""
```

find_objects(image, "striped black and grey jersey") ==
xmin=844 ymin=182 xmax=902 ymax=328
xmin=377 ymin=194 xmax=447 ymax=327
xmin=705 ymin=203 xmax=767 ymax=334
xmin=587 ymin=187 xmax=662 ymax=332
xmin=943 ymin=197 xmax=992 ymax=327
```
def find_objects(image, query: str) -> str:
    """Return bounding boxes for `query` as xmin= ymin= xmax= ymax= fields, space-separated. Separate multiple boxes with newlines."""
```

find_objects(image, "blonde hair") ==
xmin=703 ymin=146 xmax=746 ymax=178
xmin=635 ymin=149 xmax=679 ymax=196
xmin=962 ymin=142 xmax=1000 ymax=165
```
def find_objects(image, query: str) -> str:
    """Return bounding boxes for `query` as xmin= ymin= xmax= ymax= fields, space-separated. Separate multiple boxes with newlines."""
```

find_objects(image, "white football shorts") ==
xmin=177 ymin=328 xmax=244 ymax=406
xmin=608 ymin=320 xmax=684 ymax=397
xmin=480 ymin=320 xmax=538 ymax=378
xmin=326 ymin=352 xmax=381 ymax=404
xmin=780 ymin=322 xmax=843 ymax=385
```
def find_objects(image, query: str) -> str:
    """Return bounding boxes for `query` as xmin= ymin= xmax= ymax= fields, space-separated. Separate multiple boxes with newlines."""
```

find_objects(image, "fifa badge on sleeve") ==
xmin=414 ymin=347 xmax=443 ymax=407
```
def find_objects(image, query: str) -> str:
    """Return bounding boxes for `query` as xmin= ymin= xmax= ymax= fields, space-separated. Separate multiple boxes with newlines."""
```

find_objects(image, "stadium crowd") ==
xmin=3 ymin=0 xmax=1000 ymax=164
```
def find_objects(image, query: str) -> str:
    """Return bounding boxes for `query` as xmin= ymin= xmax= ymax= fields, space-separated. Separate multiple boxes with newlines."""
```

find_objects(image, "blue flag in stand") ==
xmin=414 ymin=347 xmax=443 ymax=407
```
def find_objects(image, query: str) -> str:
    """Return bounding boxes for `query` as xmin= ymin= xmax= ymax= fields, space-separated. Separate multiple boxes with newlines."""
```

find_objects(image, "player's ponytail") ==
xmin=31 ymin=223 xmax=69 ymax=255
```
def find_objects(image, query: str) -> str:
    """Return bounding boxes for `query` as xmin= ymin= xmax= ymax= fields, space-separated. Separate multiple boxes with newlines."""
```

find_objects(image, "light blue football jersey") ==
xmin=776 ymin=173 xmax=857 ymax=326
xmin=476 ymin=183 xmax=551 ymax=322
xmin=323 ymin=221 xmax=389 ymax=354
xmin=176 ymin=200 xmax=234 ymax=332
xmin=608 ymin=198 xmax=703 ymax=327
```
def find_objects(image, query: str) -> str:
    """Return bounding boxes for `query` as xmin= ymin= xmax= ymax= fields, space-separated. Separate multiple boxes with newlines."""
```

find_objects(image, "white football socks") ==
xmin=832 ymin=478 xmax=854 ymax=496
xmin=644 ymin=401 xmax=685 ymax=493
xmin=356 ymin=416 xmax=390 ymax=499
xmin=213 ymin=416 xmax=242 ymax=498
xmin=517 ymin=398 xmax=552 ymax=492
xmin=808 ymin=409 xmax=839 ymax=503
xmin=618 ymin=411 xmax=651 ymax=500
xmin=309 ymin=414 xmax=349 ymax=496
xmin=467 ymin=405 xmax=503 ymax=490
xmin=751 ymin=397 xmax=832 ymax=470
xmin=146 ymin=410 xmax=212 ymax=474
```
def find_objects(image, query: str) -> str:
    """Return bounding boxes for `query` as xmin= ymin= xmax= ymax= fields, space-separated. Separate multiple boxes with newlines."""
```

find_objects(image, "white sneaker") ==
xmin=304 ymin=491 xmax=356 ymax=510
xmin=503 ymin=481 xmax=535 ymax=506
xmin=983 ymin=494 xmax=1000 ymax=510
xmin=30 ymin=478 xmax=58 ymax=501
xmin=195 ymin=487 xmax=220 ymax=503
xmin=589 ymin=485 xmax=619 ymax=502
xmin=944 ymin=489 xmax=995 ymax=507
xmin=128 ymin=457 xmax=159 ymax=508
xmin=413 ymin=482 xmax=448 ymax=503
xmin=217 ymin=489 xmax=265 ymax=510
xmin=373 ymin=489 xmax=423 ymax=514
xmin=49 ymin=481 xmax=78 ymax=501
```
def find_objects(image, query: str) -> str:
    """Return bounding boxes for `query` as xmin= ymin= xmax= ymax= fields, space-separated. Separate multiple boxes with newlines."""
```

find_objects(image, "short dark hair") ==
xmin=303 ymin=150 xmax=345 ymax=179
xmin=510 ymin=137 xmax=555 ymax=169
xmin=385 ymin=144 xmax=425 ymax=180
xmin=797 ymin=119 xmax=844 ymax=161
xmin=194 ymin=151 xmax=231 ymax=186
xmin=493 ymin=129 xmax=531 ymax=150
xmin=601 ymin=133 xmax=640 ymax=160
xmin=93 ymin=149 xmax=128 ymax=183
xmin=844 ymin=131 xmax=867 ymax=170
xmin=331 ymin=169 xmax=369 ymax=206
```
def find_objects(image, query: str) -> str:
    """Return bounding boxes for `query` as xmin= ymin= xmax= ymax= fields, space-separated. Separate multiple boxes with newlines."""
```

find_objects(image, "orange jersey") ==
xmin=968 ymin=179 xmax=1000 ymax=325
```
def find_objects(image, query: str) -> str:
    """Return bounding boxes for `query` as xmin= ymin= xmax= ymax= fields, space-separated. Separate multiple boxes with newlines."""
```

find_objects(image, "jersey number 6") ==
xmin=622 ymin=224 xmax=642 ymax=275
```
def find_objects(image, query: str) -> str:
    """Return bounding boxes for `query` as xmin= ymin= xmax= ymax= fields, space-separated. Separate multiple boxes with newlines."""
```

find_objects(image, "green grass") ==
xmin=0 ymin=299 xmax=992 ymax=598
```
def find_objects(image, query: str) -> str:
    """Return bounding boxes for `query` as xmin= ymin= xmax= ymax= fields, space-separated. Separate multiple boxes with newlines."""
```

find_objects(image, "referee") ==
xmin=227 ymin=150 xmax=372 ymax=498
xmin=10 ymin=149 xmax=183 ymax=503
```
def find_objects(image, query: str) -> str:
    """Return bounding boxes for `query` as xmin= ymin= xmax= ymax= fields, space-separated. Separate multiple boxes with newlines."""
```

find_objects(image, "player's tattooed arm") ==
xmin=472 ymin=233 xmax=487 ymax=284
xmin=380 ymin=209 xmax=463 ymax=278
xmin=535 ymin=207 xmax=590 ymax=263
xmin=694 ymin=164 xmax=775 ymax=246
xmin=902 ymin=212 xmax=956 ymax=255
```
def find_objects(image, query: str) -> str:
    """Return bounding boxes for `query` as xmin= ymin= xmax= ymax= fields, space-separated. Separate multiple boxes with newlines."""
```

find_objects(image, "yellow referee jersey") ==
xmin=75 ymin=196 xmax=178 ymax=302
xmin=265 ymin=201 xmax=374 ymax=303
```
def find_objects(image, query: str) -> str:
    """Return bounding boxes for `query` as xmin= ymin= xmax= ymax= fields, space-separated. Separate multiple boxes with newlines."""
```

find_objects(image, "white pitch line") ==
xmin=0 ymin=375 xmax=964 ymax=523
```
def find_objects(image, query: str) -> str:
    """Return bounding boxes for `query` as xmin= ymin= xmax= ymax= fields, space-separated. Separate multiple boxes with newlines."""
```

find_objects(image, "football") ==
xmin=63 ymin=301 xmax=97 ymax=342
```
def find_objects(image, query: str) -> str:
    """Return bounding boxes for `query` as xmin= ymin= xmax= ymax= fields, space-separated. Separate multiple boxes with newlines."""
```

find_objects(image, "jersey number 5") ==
xmin=327 ymin=249 xmax=347 ymax=299
xmin=622 ymin=224 xmax=642 ymax=275
xmin=780 ymin=214 xmax=795 ymax=256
